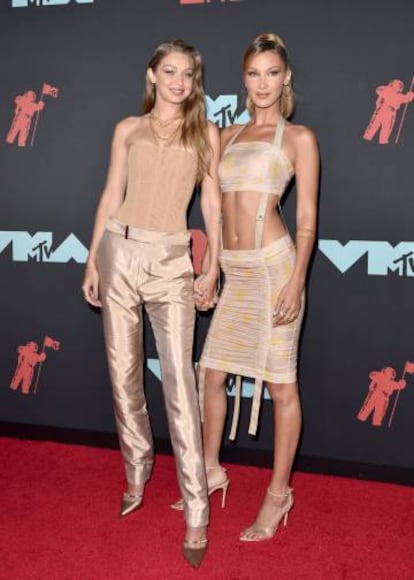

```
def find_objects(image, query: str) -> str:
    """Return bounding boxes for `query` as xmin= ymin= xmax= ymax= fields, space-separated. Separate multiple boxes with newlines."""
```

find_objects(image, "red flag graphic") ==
xmin=42 ymin=83 xmax=59 ymax=98
xmin=403 ymin=360 xmax=414 ymax=375
xmin=44 ymin=336 xmax=60 ymax=351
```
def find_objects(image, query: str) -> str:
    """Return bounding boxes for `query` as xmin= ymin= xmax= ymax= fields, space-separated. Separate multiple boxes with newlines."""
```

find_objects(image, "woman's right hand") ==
xmin=194 ymin=272 xmax=219 ymax=311
xmin=81 ymin=263 xmax=102 ymax=308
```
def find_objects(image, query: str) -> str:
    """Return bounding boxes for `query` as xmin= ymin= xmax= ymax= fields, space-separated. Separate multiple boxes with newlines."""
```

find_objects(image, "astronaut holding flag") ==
xmin=9 ymin=335 xmax=60 ymax=396
xmin=357 ymin=361 xmax=413 ymax=427
xmin=5 ymin=82 xmax=59 ymax=147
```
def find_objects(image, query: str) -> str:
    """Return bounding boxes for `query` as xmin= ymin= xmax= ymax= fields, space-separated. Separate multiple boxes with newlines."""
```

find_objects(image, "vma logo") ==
xmin=0 ymin=228 xmax=206 ymax=268
xmin=206 ymin=95 xmax=249 ymax=128
xmin=0 ymin=232 xmax=88 ymax=263
xmin=12 ymin=0 xmax=94 ymax=7
xmin=319 ymin=240 xmax=414 ymax=277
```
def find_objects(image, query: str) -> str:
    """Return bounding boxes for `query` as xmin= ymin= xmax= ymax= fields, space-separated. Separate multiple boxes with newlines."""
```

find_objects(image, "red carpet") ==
xmin=1 ymin=438 xmax=413 ymax=580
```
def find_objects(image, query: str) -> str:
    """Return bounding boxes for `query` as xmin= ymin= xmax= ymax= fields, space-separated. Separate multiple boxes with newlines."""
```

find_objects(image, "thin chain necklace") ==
xmin=149 ymin=114 xmax=182 ymax=143
xmin=150 ymin=110 xmax=183 ymax=128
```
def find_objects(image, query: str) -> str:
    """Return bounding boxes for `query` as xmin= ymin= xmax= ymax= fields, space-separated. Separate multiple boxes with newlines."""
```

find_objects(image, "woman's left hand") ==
xmin=273 ymin=281 xmax=302 ymax=327
xmin=194 ymin=271 xmax=218 ymax=311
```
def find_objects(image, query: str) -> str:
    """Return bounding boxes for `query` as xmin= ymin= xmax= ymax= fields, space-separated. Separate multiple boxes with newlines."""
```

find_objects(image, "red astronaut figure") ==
xmin=6 ymin=90 xmax=45 ymax=147
xmin=9 ymin=342 xmax=46 ymax=395
xmin=363 ymin=80 xmax=414 ymax=144
xmin=357 ymin=367 xmax=406 ymax=426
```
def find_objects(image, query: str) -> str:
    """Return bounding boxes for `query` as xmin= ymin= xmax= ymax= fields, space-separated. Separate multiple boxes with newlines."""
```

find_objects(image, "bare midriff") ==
xmin=221 ymin=191 xmax=287 ymax=250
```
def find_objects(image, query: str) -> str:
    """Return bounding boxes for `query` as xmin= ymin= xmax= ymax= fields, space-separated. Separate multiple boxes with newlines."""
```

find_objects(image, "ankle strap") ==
xmin=184 ymin=538 xmax=208 ymax=547
xmin=206 ymin=464 xmax=227 ymax=473
xmin=267 ymin=486 xmax=293 ymax=498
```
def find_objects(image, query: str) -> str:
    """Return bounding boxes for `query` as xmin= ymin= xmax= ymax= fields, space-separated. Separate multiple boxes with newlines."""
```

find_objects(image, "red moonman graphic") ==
xmin=363 ymin=78 xmax=414 ymax=144
xmin=356 ymin=366 xmax=407 ymax=427
xmin=6 ymin=91 xmax=44 ymax=147
xmin=5 ymin=83 xmax=59 ymax=148
xmin=190 ymin=229 xmax=208 ymax=275
xmin=9 ymin=335 xmax=60 ymax=396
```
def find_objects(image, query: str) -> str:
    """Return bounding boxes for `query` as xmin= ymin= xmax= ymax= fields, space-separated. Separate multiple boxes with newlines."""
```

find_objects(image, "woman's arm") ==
xmin=291 ymin=126 xmax=319 ymax=285
xmin=81 ymin=119 xmax=132 ymax=306
xmin=274 ymin=126 xmax=319 ymax=325
xmin=194 ymin=122 xmax=222 ymax=308
xmin=197 ymin=124 xmax=237 ymax=275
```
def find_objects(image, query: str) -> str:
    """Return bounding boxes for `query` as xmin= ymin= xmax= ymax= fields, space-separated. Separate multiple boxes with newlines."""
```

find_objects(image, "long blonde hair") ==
xmin=243 ymin=33 xmax=294 ymax=119
xmin=142 ymin=39 xmax=211 ymax=182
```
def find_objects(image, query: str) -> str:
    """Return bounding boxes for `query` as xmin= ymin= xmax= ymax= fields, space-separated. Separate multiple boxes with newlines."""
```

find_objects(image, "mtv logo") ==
xmin=318 ymin=240 xmax=414 ymax=276
xmin=0 ymin=231 xmax=88 ymax=263
xmin=206 ymin=95 xmax=249 ymax=128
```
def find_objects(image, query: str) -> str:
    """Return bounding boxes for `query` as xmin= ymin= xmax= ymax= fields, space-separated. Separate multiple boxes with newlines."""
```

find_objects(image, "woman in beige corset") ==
xmin=82 ymin=40 xmax=221 ymax=568
xmin=196 ymin=33 xmax=319 ymax=541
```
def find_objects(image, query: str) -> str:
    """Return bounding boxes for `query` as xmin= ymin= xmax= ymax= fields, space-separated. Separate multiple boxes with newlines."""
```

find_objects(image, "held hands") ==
xmin=81 ymin=263 xmax=102 ymax=308
xmin=273 ymin=280 xmax=303 ymax=327
xmin=194 ymin=271 xmax=219 ymax=311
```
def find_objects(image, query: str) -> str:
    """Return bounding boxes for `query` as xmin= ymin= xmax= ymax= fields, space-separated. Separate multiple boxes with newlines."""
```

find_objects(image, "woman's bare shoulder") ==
xmin=116 ymin=115 xmax=146 ymax=134
xmin=286 ymin=122 xmax=318 ymax=146
xmin=113 ymin=115 xmax=149 ymax=145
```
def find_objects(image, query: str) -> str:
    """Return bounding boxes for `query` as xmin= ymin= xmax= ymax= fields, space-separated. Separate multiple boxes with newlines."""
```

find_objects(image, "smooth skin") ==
xmin=199 ymin=50 xmax=319 ymax=540
xmin=82 ymin=51 xmax=221 ymax=546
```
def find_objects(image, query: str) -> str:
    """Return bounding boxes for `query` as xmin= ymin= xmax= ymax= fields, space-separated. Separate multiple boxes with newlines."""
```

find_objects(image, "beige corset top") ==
xmin=114 ymin=137 xmax=198 ymax=232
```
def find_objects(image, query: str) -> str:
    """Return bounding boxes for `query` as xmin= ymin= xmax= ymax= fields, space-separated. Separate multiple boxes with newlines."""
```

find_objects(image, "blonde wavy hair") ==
xmin=142 ymin=39 xmax=211 ymax=183
xmin=243 ymin=33 xmax=294 ymax=119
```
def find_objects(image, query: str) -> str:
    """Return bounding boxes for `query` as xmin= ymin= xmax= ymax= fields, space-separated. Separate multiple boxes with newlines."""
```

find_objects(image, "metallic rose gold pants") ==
xmin=96 ymin=219 xmax=209 ymax=528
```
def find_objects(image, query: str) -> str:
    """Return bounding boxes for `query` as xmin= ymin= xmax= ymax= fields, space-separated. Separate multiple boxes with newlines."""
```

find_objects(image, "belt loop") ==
xmin=125 ymin=225 xmax=129 ymax=239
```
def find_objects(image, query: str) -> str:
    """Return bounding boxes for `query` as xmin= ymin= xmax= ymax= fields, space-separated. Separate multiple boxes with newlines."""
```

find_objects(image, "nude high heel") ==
xmin=206 ymin=465 xmax=230 ymax=508
xmin=170 ymin=465 xmax=230 ymax=511
xmin=240 ymin=487 xmax=294 ymax=542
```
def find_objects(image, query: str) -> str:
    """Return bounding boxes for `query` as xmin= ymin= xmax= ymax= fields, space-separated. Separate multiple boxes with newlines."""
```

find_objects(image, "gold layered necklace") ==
xmin=149 ymin=111 xmax=183 ymax=143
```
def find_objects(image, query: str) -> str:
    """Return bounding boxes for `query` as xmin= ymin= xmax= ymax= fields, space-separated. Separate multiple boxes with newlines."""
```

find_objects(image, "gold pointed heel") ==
xmin=240 ymin=487 xmax=294 ymax=542
xmin=171 ymin=464 xmax=230 ymax=511
xmin=182 ymin=538 xmax=208 ymax=569
xmin=120 ymin=489 xmax=143 ymax=518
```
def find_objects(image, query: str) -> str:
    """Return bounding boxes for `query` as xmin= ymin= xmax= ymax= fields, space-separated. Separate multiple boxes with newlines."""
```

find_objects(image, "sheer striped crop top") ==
xmin=114 ymin=134 xmax=198 ymax=233
xmin=218 ymin=117 xmax=293 ymax=198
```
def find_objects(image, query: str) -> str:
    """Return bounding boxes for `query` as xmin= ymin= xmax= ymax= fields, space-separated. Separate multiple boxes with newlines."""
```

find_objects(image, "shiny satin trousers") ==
xmin=96 ymin=219 xmax=209 ymax=528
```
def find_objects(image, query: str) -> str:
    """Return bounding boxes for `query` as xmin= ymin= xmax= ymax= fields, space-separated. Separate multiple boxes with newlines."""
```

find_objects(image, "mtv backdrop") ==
xmin=1 ymin=0 xmax=414 ymax=475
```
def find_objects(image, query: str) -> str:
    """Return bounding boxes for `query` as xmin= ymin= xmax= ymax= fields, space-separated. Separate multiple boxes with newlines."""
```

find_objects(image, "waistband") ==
xmin=105 ymin=218 xmax=191 ymax=246
xmin=220 ymin=234 xmax=293 ymax=262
